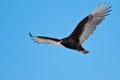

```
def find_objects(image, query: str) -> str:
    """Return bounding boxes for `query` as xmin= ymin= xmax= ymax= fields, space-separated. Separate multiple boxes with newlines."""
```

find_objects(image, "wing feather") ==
xmin=29 ymin=33 xmax=61 ymax=46
xmin=69 ymin=2 xmax=112 ymax=44
xmin=79 ymin=3 xmax=111 ymax=44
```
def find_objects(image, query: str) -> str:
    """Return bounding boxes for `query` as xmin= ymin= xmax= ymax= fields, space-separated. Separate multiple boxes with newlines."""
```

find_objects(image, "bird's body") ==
xmin=60 ymin=37 xmax=89 ymax=53
xmin=29 ymin=2 xmax=112 ymax=54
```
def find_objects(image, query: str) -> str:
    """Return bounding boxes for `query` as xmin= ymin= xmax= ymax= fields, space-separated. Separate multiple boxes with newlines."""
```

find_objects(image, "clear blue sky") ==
xmin=0 ymin=0 xmax=120 ymax=80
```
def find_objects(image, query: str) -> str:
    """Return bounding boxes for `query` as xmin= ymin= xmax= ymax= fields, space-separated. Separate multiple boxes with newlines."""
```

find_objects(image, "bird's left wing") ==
xmin=29 ymin=33 xmax=61 ymax=46
xmin=69 ymin=2 xmax=112 ymax=44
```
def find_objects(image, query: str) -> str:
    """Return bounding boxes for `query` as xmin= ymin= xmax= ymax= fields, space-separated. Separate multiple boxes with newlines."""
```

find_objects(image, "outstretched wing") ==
xmin=29 ymin=33 xmax=61 ymax=46
xmin=69 ymin=2 xmax=112 ymax=44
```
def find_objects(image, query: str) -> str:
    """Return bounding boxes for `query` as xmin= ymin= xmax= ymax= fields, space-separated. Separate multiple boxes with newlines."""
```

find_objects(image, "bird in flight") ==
xmin=29 ymin=2 xmax=112 ymax=54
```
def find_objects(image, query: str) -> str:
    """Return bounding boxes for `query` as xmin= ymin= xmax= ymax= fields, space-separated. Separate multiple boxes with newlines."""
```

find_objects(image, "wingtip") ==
xmin=29 ymin=32 xmax=33 ymax=37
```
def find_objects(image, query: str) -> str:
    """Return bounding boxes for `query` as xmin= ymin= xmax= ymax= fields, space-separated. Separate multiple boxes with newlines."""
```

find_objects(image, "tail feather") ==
xmin=79 ymin=46 xmax=89 ymax=54
xmin=81 ymin=50 xmax=89 ymax=54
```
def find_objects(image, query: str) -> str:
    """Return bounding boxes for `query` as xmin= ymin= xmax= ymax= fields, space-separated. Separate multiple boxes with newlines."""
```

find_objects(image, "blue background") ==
xmin=1 ymin=0 xmax=120 ymax=80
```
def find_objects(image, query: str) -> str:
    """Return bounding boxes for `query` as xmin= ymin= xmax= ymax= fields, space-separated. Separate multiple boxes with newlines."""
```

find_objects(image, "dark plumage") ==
xmin=29 ymin=2 xmax=112 ymax=54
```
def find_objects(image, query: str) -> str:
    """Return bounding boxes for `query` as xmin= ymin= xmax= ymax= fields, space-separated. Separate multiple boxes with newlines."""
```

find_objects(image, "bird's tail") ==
xmin=29 ymin=32 xmax=33 ymax=37
xmin=79 ymin=46 xmax=89 ymax=54
xmin=81 ymin=50 xmax=89 ymax=54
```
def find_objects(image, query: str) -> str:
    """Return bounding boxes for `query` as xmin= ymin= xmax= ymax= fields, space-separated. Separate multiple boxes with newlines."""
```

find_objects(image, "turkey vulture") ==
xmin=29 ymin=2 xmax=112 ymax=54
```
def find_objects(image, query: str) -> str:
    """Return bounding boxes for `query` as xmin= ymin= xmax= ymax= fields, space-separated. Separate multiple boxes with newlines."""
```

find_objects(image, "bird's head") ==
xmin=57 ymin=38 xmax=67 ymax=46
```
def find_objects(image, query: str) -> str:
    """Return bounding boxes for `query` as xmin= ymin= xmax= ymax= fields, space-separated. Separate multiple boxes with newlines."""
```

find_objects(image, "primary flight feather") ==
xmin=29 ymin=2 xmax=112 ymax=54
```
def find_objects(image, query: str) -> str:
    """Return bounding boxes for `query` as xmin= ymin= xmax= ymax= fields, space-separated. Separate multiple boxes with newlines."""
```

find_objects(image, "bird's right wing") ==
xmin=69 ymin=2 xmax=112 ymax=44
xmin=79 ymin=2 xmax=112 ymax=44
xmin=29 ymin=33 xmax=61 ymax=46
